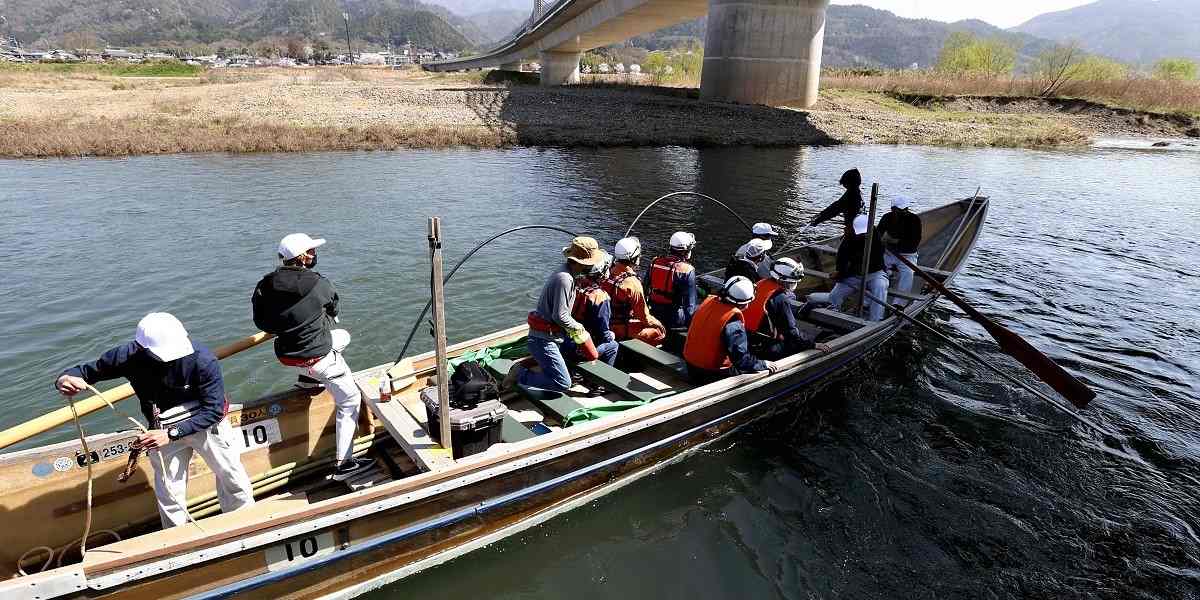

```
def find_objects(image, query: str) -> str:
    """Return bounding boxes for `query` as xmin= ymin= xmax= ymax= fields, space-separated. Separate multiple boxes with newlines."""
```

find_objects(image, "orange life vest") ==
xmin=648 ymin=255 xmax=690 ymax=306
xmin=683 ymin=296 xmax=742 ymax=372
xmin=603 ymin=270 xmax=635 ymax=324
xmin=742 ymin=278 xmax=785 ymax=336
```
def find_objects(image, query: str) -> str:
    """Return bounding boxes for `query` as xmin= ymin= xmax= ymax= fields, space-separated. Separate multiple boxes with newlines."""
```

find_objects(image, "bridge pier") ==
xmin=701 ymin=0 xmax=830 ymax=107
xmin=539 ymin=51 xmax=581 ymax=86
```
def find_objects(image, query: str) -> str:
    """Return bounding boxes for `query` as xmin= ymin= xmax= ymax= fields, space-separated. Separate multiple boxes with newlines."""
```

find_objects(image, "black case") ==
xmin=421 ymin=387 xmax=506 ymax=458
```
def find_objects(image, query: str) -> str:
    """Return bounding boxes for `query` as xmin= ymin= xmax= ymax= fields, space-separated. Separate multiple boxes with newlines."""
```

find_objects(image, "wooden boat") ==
xmin=0 ymin=196 xmax=988 ymax=599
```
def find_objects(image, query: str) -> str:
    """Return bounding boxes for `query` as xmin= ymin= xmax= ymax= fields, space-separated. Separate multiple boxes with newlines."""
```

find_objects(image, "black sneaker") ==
xmin=332 ymin=458 xmax=375 ymax=481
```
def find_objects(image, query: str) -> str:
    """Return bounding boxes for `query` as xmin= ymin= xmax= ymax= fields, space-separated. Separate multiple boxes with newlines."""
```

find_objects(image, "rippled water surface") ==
xmin=3 ymin=145 xmax=1198 ymax=598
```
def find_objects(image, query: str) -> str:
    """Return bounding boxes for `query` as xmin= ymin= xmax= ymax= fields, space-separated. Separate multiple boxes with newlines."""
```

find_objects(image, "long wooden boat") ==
xmin=0 ymin=196 xmax=988 ymax=599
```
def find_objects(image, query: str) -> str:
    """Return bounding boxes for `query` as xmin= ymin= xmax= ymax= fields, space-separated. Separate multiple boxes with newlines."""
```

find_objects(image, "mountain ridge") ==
xmin=1012 ymin=0 xmax=1200 ymax=65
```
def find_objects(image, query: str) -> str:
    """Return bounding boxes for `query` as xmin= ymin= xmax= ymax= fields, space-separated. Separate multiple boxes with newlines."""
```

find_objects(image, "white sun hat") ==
xmin=135 ymin=313 xmax=195 ymax=362
xmin=278 ymin=233 xmax=327 ymax=260
xmin=752 ymin=223 xmax=779 ymax=237
xmin=853 ymin=215 xmax=869 ymax=235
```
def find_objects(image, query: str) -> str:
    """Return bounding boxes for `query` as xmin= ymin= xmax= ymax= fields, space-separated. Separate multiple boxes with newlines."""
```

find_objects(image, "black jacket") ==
xmin=252 ymin=266 xmax=339 ymax=359
xmin=811 ymin=169 xmax=864 ymax=228
xmin=724 ymin=256 xmax=763 ymax=283
xmin=876 ymin=208 xmax=923 ymax=254
xmin=836 ymin=231 xmax=885 ymax=280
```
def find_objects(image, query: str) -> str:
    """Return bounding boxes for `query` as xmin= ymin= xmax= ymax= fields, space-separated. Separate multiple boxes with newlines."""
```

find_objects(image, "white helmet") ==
xmin=752 ymin=222 xmax=779 ymax=237
xmin=721 ymin=276 xmax=755 ymax=305
xmin=613 ymin=237 xmax=642 ymax=261
xmin=769 ymin=257 xmax=804 ymax=283
xmin=739 ymin=238 xmax=771 ymax=260
xmin=669 ymin=231 xmax=697 ymax=252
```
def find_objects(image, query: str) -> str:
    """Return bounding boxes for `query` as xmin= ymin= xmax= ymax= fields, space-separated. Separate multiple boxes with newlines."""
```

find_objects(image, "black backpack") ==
xmin=449 ymin=361 xmax=499 ymax=409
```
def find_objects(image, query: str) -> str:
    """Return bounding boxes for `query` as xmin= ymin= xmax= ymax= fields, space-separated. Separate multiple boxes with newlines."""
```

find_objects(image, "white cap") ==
xmin=769 ymin=257 xmax=804 ymax=283
xmin=853 ymin=215 xmax=869 ymax=235
xmin=589 ymin=250 xmax=613 ymax=276
xmin=669 ymin=231 xmax=696 ymax=251
xmin=278 ymin=233 xmax=327 ymax=260
xmin=752 ymin=223 xmax=778 ymax=237
xmin=135 ymin=313 xmax=194 ymax=362
xmin=613 ymin=237 xmax=642 ymax=261
xmin=739 ymin=238 xmax=771 ymax=260
xmin=892 ymin=196 xmax=914 ymax=210
xmin=722 ymin=276 xmax=755 ymax=304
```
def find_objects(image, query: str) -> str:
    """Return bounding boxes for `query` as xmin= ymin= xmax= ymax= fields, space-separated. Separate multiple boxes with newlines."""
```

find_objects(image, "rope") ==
xmin=623 ymin=191 xmax=752 ymax=239
xmin=16 ymin=547 xmax=54 ymax=577
xmin=63 ymin=394 xmax=94 ymax=559
xmin=81 ymin=383 xmax=206 ymax=533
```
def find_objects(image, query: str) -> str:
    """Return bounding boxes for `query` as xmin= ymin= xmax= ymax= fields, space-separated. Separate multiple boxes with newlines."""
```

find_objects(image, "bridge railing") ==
xmin=474 ymin=0 xmax=571 ymax=57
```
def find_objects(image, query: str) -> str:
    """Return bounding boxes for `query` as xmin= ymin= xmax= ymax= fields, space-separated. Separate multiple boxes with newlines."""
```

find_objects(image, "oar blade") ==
xmin=985 ymin=322 xmax=1096 ymax=408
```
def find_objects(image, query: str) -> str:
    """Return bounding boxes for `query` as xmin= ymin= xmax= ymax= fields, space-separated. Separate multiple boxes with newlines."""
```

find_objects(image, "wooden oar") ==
xmin=890 ymin=251 xmax=1096 ymax=408
xmin=0 ymin=331 xmax=273 ymax=451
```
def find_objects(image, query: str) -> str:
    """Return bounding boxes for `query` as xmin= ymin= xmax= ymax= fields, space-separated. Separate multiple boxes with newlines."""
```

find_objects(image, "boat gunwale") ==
xmin=11 ymin=197 xmax=988 ymax=593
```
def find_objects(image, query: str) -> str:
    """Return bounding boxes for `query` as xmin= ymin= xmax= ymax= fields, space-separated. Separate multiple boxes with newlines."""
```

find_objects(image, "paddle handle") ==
xmin=0 ymin=332 xmax=273 ymax=451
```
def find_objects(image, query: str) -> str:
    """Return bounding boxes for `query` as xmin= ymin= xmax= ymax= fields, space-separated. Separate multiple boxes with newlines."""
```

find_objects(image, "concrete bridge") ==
xmin=424 ymin=0 xmax=831 ymax=107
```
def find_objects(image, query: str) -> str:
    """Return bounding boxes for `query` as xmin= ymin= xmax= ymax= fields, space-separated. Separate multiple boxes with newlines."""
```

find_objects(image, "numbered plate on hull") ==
xmin=234 ymin=419 xmax=283 ymax=453
xmin=265 ymin=531 xmax=340 ymax=572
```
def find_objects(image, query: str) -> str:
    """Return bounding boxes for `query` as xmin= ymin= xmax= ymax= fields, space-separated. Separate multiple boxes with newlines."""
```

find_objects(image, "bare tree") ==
xmin=1031 ymin=41 xmax=1083 ymax=97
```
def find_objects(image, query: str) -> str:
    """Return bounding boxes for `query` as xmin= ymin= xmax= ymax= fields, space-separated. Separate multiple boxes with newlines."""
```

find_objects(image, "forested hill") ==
xmin=1013 ymin=0 xmax=1200 ymax=66
xmin=0 ymin=0 xmax=480 ymax=51
xmin=628 ymin=5 xmax=1060 ymax=69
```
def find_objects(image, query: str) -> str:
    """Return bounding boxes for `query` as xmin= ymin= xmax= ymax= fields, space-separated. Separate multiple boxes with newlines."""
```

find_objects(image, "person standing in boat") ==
xmin=604 ymin=237 xmax=667 ymax=347
xmin=564 ymin=251 xmax=619 ymax=366
xmin=809 ymin=168 xmax=865 ymax=237
xmin=55 ymin=313 xmax=255 ymax=529
xmin=808 ymin=215 xmax=889 ymax=322
xmin=683 ymin=276 xmax=777 ymax=384
xmin=724 ymin=238 xmax=770 ymax=283
xmin=504 ymin=237 xmax=604 ymax=392
xmin=875 ymin=195 xmax=923 ymax=298
xmin=646 ymin=231 xmax=699 ymax=347
xmin=252 ymin=233 xmax=373 ymax=482
xmin=742 ymin=258 xmax=823 ymax=359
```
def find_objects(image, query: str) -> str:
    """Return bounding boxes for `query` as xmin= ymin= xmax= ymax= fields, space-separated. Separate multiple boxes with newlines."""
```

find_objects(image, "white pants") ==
xmin=884 ymin=252 xmax=919 ymax=295
xmin=808 ymin=271 xmax=891 ymax=322
xmin=151 ymin=418 xmax=254 ymax=529
xmin=291 ymin=329 xmax=361 ymax=465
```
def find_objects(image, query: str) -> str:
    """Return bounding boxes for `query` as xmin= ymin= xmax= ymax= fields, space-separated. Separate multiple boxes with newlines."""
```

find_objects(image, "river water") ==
xmin=2 ymin=144 xmax=1198 ymax=598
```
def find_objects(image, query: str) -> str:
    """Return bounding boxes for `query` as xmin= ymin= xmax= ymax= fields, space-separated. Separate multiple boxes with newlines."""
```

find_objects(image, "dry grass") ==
xmin=824 ymin=70 xmax=1200 ymax=116
xmin=0 ymin=116 xmax=508 ymax=158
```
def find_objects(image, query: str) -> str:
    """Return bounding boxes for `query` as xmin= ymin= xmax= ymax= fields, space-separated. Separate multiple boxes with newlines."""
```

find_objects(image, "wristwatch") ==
xmin=168 ymin=427 xmax=181 ymax=440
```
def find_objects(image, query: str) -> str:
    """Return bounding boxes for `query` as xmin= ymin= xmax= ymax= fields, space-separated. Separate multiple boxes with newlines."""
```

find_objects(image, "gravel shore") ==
xmin=1 ymin=68 xmax=1195 ymax=158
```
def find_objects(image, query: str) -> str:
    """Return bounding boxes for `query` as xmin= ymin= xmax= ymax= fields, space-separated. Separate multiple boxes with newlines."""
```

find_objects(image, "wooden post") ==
xmin=858 ymin=183 xmax=880 ymax=319
xmin=428 ymin=217 xmax=453 ymax=461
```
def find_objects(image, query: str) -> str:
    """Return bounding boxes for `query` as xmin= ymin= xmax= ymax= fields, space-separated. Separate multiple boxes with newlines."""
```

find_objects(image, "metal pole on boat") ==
xmin=857 ymin=183 xmax=880 ymax=319
xmin=428 ymin=217 xmax=454 ymax=461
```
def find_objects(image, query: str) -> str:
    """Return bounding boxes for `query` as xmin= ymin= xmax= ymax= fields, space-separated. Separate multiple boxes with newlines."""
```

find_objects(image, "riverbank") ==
xmin=1 ymin=66 xmax=1196 ymax=158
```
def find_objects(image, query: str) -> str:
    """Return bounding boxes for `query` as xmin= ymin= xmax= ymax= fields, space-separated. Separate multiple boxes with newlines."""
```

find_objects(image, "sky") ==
xmin=829 ymin=0 xmax=1097 ymax=28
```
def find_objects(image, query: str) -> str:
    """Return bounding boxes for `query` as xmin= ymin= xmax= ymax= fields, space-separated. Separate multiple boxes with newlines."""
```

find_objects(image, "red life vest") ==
xmin=572 ymin=285 xmax=610 ymax=323
xmin=683 ymin=296 xmax=742 ymax=372
xmin=648 ymin=255 xmax=690 ymax=305
xmin=742 ymin=278 xmax=785 ymax=336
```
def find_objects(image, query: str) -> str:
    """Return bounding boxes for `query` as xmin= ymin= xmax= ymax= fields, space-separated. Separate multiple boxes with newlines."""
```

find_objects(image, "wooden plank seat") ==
xmin=807 ymin=308 xmax=869 ymax=333
xmin=574 ymin=360 xmax=676 ymax=403
xmin=355 ymin=370 xmax=454 ymax=472
xmin=810 ymin=244 xmax=839 ymax=255
xmin=515 ymin=384 xmax=587 ymax=425
xmin=620 ymin=339 xmax=686 ymax=374
xmin=889 ymin=287 xmax=930 ymax=302
xmin=500 ymin=414 xmax=537 ymax=442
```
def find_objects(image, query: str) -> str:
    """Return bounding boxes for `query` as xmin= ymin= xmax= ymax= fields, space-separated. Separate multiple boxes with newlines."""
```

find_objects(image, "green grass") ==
xmin=0 ymin=61 xmax=204 ymax=77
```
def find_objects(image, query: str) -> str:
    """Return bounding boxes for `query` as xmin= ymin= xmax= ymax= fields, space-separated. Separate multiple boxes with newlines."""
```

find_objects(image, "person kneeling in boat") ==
xmin=646 ymin=231 xmax=699 ymax=348
xmin=743 ymin=258 xmax=825 ymax=359
xmin=252 ymin=233 xmax=373 ymax=482
xmin=724 ymin=238 xmax=770 ymax=283
xmin=876 ymin=195 xmax=923 ymax=299
xmin=683 ymin=276 xmax=778 ymax=384
xmin=807 ymin=215 xmax=889 ymax=322
xmin=505 ymin=237 xmax=605 ymax=392
xmin=55 ymin=313 xmax=255 ymax=529
xmin=604 ymin=237 xmax=667 ymax=347
xmin=564 ymin=251 xmax=619 ymax=366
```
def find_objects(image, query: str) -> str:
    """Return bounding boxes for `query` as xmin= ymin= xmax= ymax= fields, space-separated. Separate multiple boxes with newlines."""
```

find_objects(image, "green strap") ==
xmin=565 ymin=400 xmax=648 ymax=425
xmin=449 ymin=337 xmax=529 ymax=369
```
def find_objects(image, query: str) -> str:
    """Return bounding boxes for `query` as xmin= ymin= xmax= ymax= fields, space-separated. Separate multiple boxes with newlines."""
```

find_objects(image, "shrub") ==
xmin=936 ymin=32 xmax=1017 ymax=77
xmin=1153 ymin=58 xmax=1198 ymax=81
